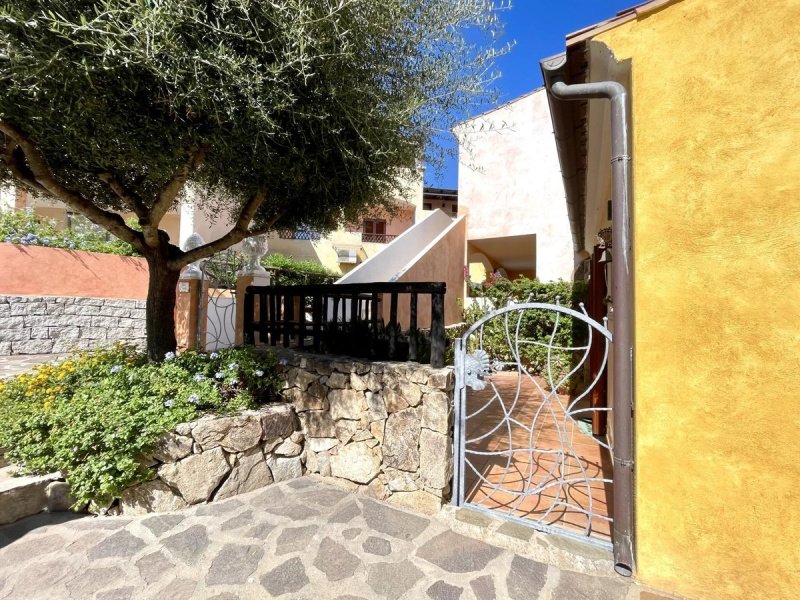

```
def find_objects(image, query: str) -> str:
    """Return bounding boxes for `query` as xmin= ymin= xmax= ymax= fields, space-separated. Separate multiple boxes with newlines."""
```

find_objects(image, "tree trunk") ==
xmin=145 ymin=255 xmax=182 ymax=362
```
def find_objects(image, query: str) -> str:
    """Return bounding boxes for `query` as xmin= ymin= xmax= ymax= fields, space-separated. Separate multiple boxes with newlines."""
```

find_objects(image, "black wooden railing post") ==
xmin=258 ymin=290 xmax=267 ymax=345
xmin=243 ymin=288 xmax=255 ymax=345
xmin=350 ymin=293 xmax=358 ymax=328
xmin=388 ymin=292 xmax=398 ymax=360
xmin=408 ymin=292 xmax=418 ymax=362
xmin=430 ymin=292 xmax=445 ymax=368
xmin=298 ymin=294 xmax=306 ymax=350
xmin=269 ymin=292 xmax=277 ymax=346
xmin=312 ymin=293 xmax=322 ymax=352
xmin=283 ymin=293 xmax=292 ymax=348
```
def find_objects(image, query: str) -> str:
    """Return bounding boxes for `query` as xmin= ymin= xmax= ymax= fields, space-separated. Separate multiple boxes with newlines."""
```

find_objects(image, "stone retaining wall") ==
xmin=276 ymin=349 xmax=455 ymax=514
xmin=111 ymin=351 xmax=455 ymax=517
xmin=118 ymin=404 xmax=302 ymax=515
xmin=0 ymin=295 xmax=147 ymax=355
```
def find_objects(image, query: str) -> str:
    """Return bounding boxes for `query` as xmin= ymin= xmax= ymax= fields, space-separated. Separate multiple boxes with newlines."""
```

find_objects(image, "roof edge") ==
xmin=566 ymin=0 xmax=680 ymax=46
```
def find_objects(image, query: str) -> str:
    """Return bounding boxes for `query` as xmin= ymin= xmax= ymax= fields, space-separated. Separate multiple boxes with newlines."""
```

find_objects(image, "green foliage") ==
xmin=0 ymin=344 xmax=281 ymax=506
xmin=0 ymin=208 xmax=138 ymax=255
xmin=0 ymin=0 xmax=505 ymax=233
xmin=459 ymin=277 xmax=589 ymax=385
xmin=262 ymin=253 xmax=339 ymax=286
xmin=1 ymin=0 xmax=505 ymax=359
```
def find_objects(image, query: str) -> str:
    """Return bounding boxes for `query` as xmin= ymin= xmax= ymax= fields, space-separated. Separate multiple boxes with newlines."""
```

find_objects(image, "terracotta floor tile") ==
xmin=461 ymin=372 xmax=613 ymax=543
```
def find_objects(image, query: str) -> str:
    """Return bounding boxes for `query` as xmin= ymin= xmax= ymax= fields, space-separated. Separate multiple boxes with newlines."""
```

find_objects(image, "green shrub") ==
xmin=0 ymin=344 xmax=280 ymax=507
xmin=0 ymin=208 xmax=139 ymax=256
xmin=457 ymin=276 xmax=589 ymax=386
xmin=262 ymin=252 xmax=339 ymax=285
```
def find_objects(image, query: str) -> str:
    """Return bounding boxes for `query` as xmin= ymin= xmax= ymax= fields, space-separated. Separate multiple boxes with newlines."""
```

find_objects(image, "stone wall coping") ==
xmin=269 ymin=347 xmax=455 ymax=378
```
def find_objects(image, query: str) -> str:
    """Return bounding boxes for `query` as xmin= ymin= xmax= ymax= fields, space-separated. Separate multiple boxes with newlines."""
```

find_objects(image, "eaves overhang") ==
xmin=540 ymin=46 xmax=590 ymax=254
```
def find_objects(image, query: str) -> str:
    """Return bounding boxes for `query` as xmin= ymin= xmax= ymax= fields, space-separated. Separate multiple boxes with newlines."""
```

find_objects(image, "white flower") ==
xmin=255 ymin=370 xmax=264 ymax=377
xmin=279 ymin=358 xmax=289 ymax=366
xmin=164 ymin=399 xmax=174 ymax=408
xmin=199 ymin=353 xmax=208 ymax=359
xmin=228 ymin=378 xmax=238 ymax=386
xmin=188 ymin=394 xmax=200 ymax=404
xmin=215 ymin=372 xmax=224 ymax=380
xmin=228 ymin=362 xmax=239 ymax=370
xmin=210 ymin=352 xmax=220 ymax=359
xmin=194 ymin=374 xmax=206 ymax=382
xmin=109 ymin=365 xmax=121 ymax=374
xmin=164 ymin=351 xmax=176 ymax=361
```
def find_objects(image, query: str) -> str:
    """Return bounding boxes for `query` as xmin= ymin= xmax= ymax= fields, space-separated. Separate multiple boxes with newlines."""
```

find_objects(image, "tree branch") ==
xmin=151 ymin=148 xmax=205 ymax=226
xmin=0 ymin=120 xmax=145 ymax=252
xmin=170 ymin=192 xmax=282 ymax=269
xmin=1 ymin=143 xmax=48 ymax=196
xmin=97 ymin=171 xmax=163 ymax=246
xmin=97 ymin=171 xmax=148 ymax=217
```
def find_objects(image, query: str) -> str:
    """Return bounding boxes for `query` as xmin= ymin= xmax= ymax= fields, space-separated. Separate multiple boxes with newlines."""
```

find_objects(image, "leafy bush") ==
xmin=262 ymin=253 xmax=339 ymax=285
xmin=458 ymin=277 xmax=589 ymax=386
xmin=0 ymin=208 xmax=138 ymax=256
xmin=0 ymin=344 xmax=281 ymax=506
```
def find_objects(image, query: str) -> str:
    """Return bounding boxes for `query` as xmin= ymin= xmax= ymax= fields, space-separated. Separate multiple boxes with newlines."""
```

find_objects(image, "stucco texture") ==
xmin=0 ymin=243 xmax=148 ymax=299
xmin=390 ymin=215 xmax=466 ymax=330
xmin=596 ymin=1 xmax=800 ymax=599
xmin=455 ymin=89 xmax=574 ymax=281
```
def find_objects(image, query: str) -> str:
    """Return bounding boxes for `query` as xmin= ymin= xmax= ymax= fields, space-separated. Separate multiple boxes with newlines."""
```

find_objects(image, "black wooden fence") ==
xmin=243 ymin=282 xmax=446 ymax=367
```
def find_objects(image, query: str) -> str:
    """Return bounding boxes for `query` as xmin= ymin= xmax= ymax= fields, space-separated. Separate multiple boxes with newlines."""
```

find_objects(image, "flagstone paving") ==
xmin=0 ymin=353 xmax=65 ymax=379
xmin=0 ymin=477 xmax=673 ymax=599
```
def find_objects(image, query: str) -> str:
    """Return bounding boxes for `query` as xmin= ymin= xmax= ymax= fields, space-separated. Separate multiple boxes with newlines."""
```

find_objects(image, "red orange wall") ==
xmin=0 ymin=244 xmax=148 ymax=300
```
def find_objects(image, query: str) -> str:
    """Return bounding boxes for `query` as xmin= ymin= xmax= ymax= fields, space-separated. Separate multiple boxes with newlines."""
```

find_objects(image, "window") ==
xmin=423 ymin=202 xmax=432 ymax=210
xmin=362 ymin=219 xmax=394 ymax=243
xmin=362 ymin=219 xmax=386 ymax=235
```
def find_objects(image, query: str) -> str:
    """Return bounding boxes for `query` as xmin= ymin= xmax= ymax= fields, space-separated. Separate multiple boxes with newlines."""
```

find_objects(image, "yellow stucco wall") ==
xmin=595 ymin=2 xmax=800 ymax=599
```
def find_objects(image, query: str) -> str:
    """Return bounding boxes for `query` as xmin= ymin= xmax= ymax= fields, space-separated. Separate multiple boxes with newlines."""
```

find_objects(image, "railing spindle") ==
xmin=243 ymin=288 xmax=255 ymax=345
xmin=409 ymin=292 xmax=418 ymax=362
xmin=388 ymin=292 xmax=398 ymax=360
xmin=269 ymin=292 xmax=277 ymax=346
xmin=313 ymin=293 xmax=322 ymax=352
xmin=283 ymin=293 xmax=292 ymax=348
xmin=430 ymin=292 xmax=445 ymax=368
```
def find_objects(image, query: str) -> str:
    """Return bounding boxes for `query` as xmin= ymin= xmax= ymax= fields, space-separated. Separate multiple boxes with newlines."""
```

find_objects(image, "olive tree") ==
xmin=0 ymin=0 xmax=505 ymax=360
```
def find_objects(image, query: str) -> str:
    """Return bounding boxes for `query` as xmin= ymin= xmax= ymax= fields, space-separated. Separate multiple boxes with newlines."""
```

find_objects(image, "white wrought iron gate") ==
xmin=197 ymin=251 xmax=239 ymax=351
xmin=453 ymin=301 xmax=614 ymax=549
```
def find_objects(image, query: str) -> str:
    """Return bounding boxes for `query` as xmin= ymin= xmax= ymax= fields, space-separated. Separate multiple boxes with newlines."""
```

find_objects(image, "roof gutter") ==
xmin=541 ymin=53 xmax=636 ymax=578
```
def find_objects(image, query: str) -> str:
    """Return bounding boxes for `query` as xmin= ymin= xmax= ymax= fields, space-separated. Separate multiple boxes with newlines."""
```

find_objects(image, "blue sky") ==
xmin=425 ymin=0 xmax=635 ymax=189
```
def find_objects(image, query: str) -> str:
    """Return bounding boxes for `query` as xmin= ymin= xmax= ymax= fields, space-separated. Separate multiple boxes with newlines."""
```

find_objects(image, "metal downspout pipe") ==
xmin=547 ymin=78 xmax=636 ymax=577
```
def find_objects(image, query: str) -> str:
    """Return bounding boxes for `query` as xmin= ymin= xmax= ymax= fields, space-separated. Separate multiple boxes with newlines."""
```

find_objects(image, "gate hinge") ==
xmin=614 ymin=457 xmax=634 ymax=468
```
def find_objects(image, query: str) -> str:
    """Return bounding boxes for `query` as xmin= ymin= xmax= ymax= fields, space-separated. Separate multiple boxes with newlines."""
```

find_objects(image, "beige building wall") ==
xmin=455 ymin=88 xmax=574 ymax=282
xmin=5 ymin=167 xmax=423 ymax=274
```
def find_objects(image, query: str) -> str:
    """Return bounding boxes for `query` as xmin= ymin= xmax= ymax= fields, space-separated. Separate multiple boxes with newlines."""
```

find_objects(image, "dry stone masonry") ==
xmin=118 ymin=404 xmax=302 ymax=515
xmin=277 ymin=349 xmax=455 ymax=514
xmin=0 ymin=295 xmax=146 ymax=355
xmin=4 ymin=349 xmax=455 ymax=521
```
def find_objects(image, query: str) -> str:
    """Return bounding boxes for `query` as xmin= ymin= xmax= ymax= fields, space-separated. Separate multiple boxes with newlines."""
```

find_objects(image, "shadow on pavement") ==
xmin=0 ymin=512 xmax=86 ymax=549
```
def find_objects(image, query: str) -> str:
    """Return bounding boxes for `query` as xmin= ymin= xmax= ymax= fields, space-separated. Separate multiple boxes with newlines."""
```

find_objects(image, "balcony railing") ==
xmin=275 ymin=230 xmax=322 ymax=241
xmin=243 ymin=282 xmax=446 ymax=367
xmin=361 ymin=232 xmax=397 ymax=244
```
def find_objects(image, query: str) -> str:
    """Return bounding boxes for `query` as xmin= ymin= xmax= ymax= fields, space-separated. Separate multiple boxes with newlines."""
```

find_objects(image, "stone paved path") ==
xmin=0 ymin=353 xmax=65 ymax=379
xmin=0 ymin=477 xmax=670 ymax=600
